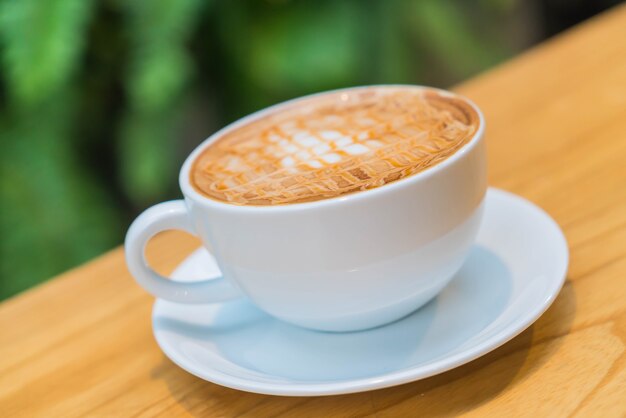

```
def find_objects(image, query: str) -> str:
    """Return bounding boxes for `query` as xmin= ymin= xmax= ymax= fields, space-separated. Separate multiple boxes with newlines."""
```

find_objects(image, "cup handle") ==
xmin=125 ymin=200 xmax=242 ymax=303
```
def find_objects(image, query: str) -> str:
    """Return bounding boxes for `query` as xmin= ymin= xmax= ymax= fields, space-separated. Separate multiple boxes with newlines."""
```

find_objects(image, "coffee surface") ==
xmin=190 ymin=87 xmax=480 ymax=206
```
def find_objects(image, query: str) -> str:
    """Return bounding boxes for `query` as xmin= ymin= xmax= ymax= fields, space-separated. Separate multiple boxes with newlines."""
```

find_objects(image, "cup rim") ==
xmin=179 ymin=84 xmax=485 ymax=213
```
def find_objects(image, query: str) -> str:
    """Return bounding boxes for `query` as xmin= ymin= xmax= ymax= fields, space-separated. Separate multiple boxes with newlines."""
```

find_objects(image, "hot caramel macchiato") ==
xmin=190 ymin=86 xmax=480 ymax=205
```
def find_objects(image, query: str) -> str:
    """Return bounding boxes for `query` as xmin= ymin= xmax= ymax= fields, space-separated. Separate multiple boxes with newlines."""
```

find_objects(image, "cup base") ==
xmin=273 ymin=277 xmax=453 ymax=332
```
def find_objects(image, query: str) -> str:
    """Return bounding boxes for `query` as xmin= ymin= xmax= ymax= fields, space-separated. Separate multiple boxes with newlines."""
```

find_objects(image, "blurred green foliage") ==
xmin=0 ymin=0 xmax=524 ymax=299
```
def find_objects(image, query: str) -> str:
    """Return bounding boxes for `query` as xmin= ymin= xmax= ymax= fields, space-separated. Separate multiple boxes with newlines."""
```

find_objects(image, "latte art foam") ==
xmin=191 ymin=87 xmax=480 ymax=205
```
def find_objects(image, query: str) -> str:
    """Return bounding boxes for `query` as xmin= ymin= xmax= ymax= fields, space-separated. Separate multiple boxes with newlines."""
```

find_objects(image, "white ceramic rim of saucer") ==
xmin=152 ymin=188 xmax=568 ymax=396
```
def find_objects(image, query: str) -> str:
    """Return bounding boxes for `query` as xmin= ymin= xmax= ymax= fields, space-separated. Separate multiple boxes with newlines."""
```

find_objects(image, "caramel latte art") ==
xmin=191 ymin=86 xmax=480 ymax=205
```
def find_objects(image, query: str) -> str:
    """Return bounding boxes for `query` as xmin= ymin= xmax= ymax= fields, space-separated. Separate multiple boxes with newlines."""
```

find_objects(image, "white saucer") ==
xmin=152 ymin=188 xmax=568 ymax=396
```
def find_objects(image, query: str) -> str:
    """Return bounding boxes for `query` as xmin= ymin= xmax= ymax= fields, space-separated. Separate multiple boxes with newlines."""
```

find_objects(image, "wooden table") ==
xmin=2 ymin=6 xmax=626 ymax=417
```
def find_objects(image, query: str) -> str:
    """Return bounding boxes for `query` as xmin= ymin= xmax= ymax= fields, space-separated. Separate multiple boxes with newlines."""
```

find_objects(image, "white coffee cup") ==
xmin=125 ymin=85 xmax=487 ymax=332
